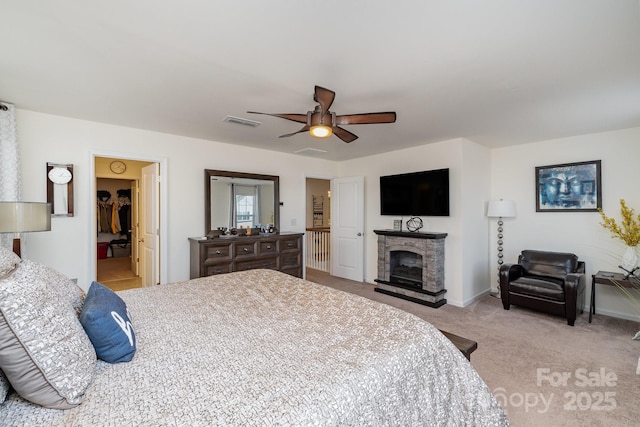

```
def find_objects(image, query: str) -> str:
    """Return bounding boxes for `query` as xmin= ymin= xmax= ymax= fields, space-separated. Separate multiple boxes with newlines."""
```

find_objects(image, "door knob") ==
xmin=357 ymin=232 xmax=362 ymax=236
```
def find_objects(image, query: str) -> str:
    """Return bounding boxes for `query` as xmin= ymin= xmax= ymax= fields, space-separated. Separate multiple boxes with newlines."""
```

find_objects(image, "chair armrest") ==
xmin=564 ymin=272 xmax=585 ymax=293
xmin=499 ymin=263 xmax=523 ymax=308
xmin=564 ymin=271 xmax=586 ymax=324
xmin=499 ymin=263 xmax=523 ymax=291
xmin=500 ymin=263 xmax=523 ymax=279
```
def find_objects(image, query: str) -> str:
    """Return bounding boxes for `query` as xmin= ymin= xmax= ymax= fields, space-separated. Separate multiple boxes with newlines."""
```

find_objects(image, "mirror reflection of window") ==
xmin=236 ymin=196 xmax=253 ymax=224
xmin=230 ymin=185 xmax=260 ymax=229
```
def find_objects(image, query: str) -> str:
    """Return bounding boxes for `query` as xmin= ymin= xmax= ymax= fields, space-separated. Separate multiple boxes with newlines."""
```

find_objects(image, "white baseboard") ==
xmin=448 ymin=288 xmax=493 ymax=308
xmin=585 ymin=305 xmax=640 ymax=322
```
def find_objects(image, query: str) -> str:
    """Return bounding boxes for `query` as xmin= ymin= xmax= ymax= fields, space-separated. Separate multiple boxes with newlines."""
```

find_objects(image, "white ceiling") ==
xmin=1 ymin=1 xmax=639 ymax=161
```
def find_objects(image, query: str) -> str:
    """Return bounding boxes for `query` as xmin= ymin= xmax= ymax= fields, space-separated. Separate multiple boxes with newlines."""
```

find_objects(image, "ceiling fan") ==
xmin=247 ymin=85 xmax=396 ymax=143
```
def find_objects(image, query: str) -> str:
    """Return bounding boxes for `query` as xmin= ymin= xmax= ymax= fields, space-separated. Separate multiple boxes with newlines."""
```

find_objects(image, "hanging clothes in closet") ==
xmin=97 ymin=189 xmax=131 ymax=237
xmin=97 ymin=191 xmax=111 ymax=233
xmin=117 ymin=189 xmax=131 ymax=238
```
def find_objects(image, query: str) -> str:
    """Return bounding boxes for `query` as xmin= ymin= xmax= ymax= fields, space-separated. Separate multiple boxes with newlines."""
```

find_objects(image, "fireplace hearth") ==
xmin=374 ymin=229 xmax=447 ymax=307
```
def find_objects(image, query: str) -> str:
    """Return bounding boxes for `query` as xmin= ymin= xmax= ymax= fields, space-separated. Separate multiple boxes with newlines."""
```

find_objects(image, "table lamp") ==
xmin=0 ymin=202 xmax=51 ymax=257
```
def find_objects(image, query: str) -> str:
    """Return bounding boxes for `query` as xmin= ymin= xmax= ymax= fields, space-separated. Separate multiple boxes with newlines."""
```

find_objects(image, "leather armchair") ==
xmin=499 ymin=250 xmax=586 ymax=326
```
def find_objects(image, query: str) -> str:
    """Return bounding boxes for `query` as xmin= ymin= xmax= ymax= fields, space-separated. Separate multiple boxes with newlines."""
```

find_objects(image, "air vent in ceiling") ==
xmin=223 ymin=115 xmax=261 ymax=127
xmin=294 ymin=148 xmax=328 ymax=156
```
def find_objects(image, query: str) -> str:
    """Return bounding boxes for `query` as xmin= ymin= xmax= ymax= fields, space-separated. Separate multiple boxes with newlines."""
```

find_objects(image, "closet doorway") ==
xmin=95 ymin=157 xmax=155 ymax=291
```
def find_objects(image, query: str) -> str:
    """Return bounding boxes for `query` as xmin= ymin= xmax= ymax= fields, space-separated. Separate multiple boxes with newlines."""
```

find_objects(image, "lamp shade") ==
xmin=487 ymin=200 xmax=516 ymax=218
xmin=0 ymin=202 xmax=51 ymax=233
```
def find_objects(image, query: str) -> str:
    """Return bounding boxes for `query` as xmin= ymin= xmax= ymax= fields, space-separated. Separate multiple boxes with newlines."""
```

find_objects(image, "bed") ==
xmin=0 ymin=247 xmax=508 ymax=426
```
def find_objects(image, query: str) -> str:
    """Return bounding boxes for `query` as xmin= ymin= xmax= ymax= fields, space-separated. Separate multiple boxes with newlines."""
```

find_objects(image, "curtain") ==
xmin=0 ymin=102 xmax=22 ymax=251
xmin=253 ymin=185 xmax=260 ymax=228
xmin=228 ymin=183 xmax=235 ymax=229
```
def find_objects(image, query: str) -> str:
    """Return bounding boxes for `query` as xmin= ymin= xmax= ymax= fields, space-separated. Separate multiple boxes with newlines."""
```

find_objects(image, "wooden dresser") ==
xmin=189 ymin=232 xmax=304 ymax=279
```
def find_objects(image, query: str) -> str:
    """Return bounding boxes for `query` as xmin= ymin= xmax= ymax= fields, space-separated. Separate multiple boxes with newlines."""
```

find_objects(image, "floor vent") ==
xmin=223 ymin=115 xmax=261 ymax=127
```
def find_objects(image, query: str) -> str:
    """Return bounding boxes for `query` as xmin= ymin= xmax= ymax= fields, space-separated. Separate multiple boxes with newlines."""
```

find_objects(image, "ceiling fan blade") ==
xmin=246 ymin=111 xmax=307 ymax=124
xmin=335 ymin=112 xmax=397 ymax=125
xmin=332 ymin=126 xmax=359 ymax=143
xmin=279 ymin=124 xmax=310 ymax=138
xmin=313 ymin=86 xmax=335 ymax=115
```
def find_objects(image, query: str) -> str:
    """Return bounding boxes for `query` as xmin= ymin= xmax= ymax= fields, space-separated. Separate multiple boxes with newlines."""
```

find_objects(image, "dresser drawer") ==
xmin=204 ymin=262 xmax=233 ymax=276
xmin=280 ymin=266 xmax=302 ymax=278
xmin=236 ymin=257 xmax=278 ymax=271
xmin=281 ymin=252 xmax=301 ymax=269
xmin=259 ymin=240 xmax=278 ymax=255
xmin=279 ymin=236 xmax=301 ymax=252
xmin=235 ymin=242 xmax=257 ymax=258
xmin=203 ymin=243 xmax=232 ymax=262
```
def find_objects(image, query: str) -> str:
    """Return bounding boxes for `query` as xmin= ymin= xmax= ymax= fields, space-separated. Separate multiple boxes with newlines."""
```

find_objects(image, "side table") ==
xmin=590 ymin=271 xmax=638 ymax=323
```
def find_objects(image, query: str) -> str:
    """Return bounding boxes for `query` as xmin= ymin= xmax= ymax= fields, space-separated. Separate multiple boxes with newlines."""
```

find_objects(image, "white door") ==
xmin=331 ymin=176 xmax=365 ymax=281
xmin=130 ymin=180 xmax=139 ymax=276
xmin=140 ymin=163 xmax=160 ymax=286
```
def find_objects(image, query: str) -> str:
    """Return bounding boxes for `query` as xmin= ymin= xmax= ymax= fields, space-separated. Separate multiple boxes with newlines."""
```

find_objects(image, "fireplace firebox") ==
xmin=389 ymin=251 xmax=423 ymax=288
xmin=374 ymin=229 xmax=447 ymax=307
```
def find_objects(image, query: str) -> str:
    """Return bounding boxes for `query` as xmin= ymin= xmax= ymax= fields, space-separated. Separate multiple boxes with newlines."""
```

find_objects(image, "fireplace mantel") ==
xmin=373 ymin=229 xmax=447 ymax=308
xmin=373 ymin=229 xmax=448 ymax=239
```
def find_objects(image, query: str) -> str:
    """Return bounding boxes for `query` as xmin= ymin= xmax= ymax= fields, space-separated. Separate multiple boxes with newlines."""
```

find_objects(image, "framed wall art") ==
xmin=535 ymin=160 xmax=601 ymax=212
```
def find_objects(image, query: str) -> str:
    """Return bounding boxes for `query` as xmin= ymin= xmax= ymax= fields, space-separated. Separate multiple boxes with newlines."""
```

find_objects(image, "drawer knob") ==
xmin=243 ymin=248 xmax=249 ymax=252
xmin=215 ymin=250 xmax=221 ymax=254
xmin=266 ymin=245 xmax=272 ymax=249
xmin=287 ymin=243 xmax=293 ymax=247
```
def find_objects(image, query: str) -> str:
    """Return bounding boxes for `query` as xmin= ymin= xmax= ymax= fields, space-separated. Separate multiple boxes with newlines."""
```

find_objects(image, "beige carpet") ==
xmin=306 ymin=269 xmax=640 ymax=427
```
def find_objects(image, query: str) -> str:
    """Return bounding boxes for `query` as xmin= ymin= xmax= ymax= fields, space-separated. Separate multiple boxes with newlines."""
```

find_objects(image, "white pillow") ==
xmin=0 ymin=259 xmax=96 ymax=409
xmin=21 ymin=259 xmax=86 ymax=316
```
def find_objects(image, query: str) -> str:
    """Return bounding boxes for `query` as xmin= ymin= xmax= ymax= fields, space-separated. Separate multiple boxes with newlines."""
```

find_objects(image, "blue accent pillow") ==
xmin=79 ymin=281 xmax=136 ymax=363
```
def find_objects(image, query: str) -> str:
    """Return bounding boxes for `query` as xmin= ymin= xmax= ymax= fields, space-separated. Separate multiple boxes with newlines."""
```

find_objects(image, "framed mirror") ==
xmin=205 ymin=169 xmax=280 ymax=236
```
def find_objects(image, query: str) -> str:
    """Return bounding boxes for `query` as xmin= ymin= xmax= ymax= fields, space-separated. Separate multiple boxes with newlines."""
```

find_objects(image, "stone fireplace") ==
xmin=374 ymin=229 xmax=447 ymax=307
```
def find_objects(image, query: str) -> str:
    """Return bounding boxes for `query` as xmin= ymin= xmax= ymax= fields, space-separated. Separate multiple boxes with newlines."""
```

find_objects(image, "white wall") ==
xmin=338 ymin=138 xmax=492 ymax=306
xmin=491 ymin=126 xmax=640 ymax=321
xmin=460 ymin=139 xmax=492 ymax=303
xmin=16 ymin=109 xmax=339 ymax=289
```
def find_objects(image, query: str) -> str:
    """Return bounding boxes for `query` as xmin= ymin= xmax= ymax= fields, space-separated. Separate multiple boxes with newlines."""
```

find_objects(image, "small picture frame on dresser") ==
xmin=393 ymin=219 xmax=402 ymax=231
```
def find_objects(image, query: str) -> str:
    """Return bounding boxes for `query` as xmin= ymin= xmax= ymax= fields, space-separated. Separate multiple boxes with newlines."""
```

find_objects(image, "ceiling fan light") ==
xmin=310 ymin=125 xmax=332 ymax=138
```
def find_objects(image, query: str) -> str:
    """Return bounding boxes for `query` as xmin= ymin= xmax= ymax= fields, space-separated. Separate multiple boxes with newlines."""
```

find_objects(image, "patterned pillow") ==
xmin=80 ymin=281 xmax=136 ymax=363
xmin=0 ymin=245 xmax=20 ymax=277
xmin=21 ymin=259 xmax=86 ymax=316
xmin=0 ymin=260 xmax=96 ymax=409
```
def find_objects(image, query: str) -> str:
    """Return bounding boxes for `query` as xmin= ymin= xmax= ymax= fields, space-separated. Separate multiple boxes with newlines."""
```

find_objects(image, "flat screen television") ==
xmin=380 ymin=168 xmax=450 ymax=216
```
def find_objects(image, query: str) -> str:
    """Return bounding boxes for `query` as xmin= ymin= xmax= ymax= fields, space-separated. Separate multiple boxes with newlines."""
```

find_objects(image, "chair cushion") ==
xmin=520 ymin=250 xmax=578 ymax=280
xmin=510 ymin=276 xmax=565 ymax=302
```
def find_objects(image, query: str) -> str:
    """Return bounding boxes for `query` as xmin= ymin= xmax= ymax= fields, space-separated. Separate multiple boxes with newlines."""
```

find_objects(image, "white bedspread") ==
xmin=1 ymin=269 xmax=508 ymax=426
